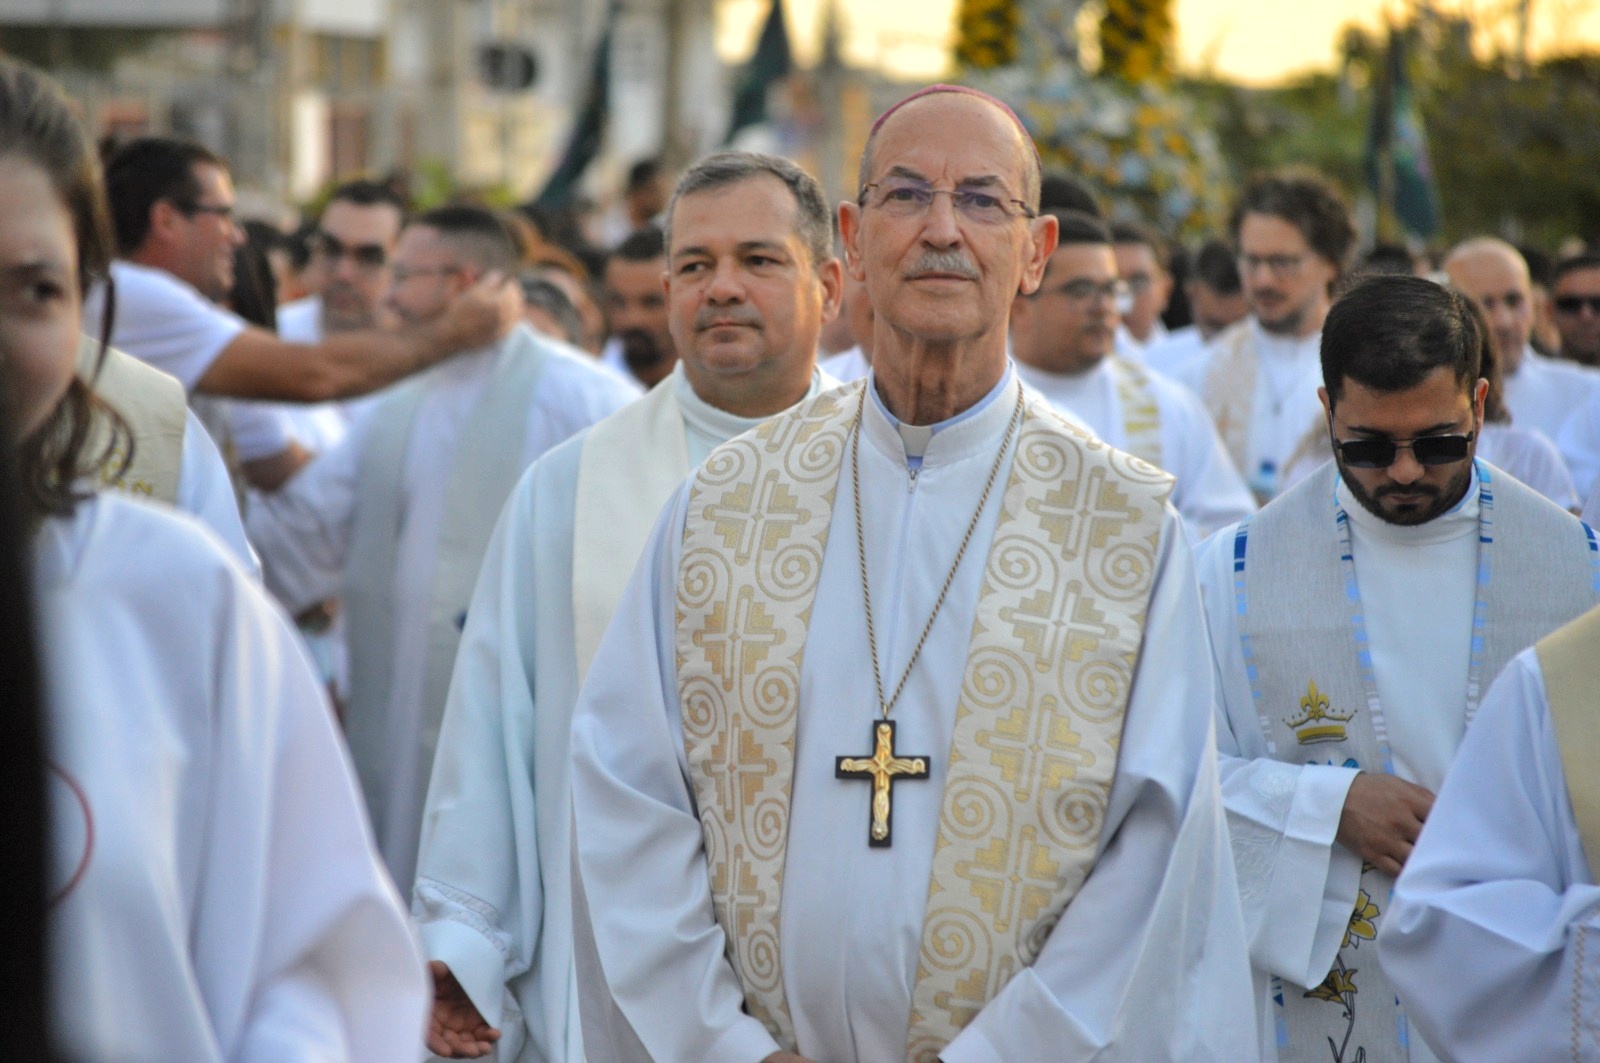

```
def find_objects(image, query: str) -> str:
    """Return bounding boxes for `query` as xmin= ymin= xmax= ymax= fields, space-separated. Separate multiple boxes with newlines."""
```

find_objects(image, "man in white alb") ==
xmin=246 ymin=205 xmax=637 ymax=893
xmin=1196 ymin=274 xmax=1600 ymax=1062
xmin=1380 ymin=602 xmax=1600 ymax=1061
xmin=1011 ymin=209 xmax=1254 ymax=539
xmin=1108 ymin=218 xmax=1173 ymax=361
xmin=1173 ymin=169 xmax=1355 ymax=503
xmin=569 ymin=84 xmax=1256 ymax=1063
xmin=414 ymin=150 xmax=843 ymax=1062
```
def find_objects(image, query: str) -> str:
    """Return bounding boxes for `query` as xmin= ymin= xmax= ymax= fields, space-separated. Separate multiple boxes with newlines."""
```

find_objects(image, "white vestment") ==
xmin=1174 ymin=318 xmax=1324 ymax=502
xmin=1380 ymin=647 xmax=1600 ymax=1061
xmin=412 ymin=365 xmax=830 ymax=1062
xmin=246 ymin=327 xmax=637 ymax=890
xmin=1197 ymin=463 xmax=1600 ymax=1061
xmin=1016 ymin=356 xmax=1255 ymax=539
xmin=1144 ymin=322 xmax=1208 ymax=378
xmin=37 ymin=493 xmax=425 ymax=1062
xmin=1506 ymin=347 xmax=1600 ymax=450
xmin=820 ymin=344 xmax=870 ymax=382
xmin=1551 ymin=368 xmax=1600 ymax=503
xmin=570 ymin=370 xmax=1257 ymax=1062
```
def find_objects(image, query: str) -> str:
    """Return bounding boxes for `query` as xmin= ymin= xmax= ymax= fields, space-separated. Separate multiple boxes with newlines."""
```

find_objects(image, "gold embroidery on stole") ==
xmin=676 ymin=384 xmax=1173 ymax=1059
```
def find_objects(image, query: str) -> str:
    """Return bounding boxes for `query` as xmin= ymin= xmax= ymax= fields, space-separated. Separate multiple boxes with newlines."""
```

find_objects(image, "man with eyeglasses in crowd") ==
xmin=1194 ymin=274 xmax=1600 ymax=1063
xmin=1172 ymin=169 xmax=1355 ymax=504
xmin=1010 ymin=210 xmax=1253 ymax=539
xmin=247 ymin=205 xmax=637 ymax=898
xmin=566 ymin=84 xmax=1255 ymax=1063
xmin=86 ymin=138 xmax=515 ymax=490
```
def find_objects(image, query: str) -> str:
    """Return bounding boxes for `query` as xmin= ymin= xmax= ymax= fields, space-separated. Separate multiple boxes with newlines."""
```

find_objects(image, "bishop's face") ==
xmin=1321 ymin=367 xmax=1485 ymax=527
xmin=838 ymin=93 xmax=1054 ymax=358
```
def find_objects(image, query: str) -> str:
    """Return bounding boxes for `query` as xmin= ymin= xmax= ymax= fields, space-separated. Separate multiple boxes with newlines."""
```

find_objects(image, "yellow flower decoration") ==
xmin=1305 ymin=967 xmax=1359 ymax=1004
xmin=1344 ymin=889 xmax=1379 ymax=949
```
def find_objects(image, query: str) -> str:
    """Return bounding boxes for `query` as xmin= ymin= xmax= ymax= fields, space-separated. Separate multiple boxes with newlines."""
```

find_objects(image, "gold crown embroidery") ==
xmin=1284 ymin=679 xmax=1355 ymax=745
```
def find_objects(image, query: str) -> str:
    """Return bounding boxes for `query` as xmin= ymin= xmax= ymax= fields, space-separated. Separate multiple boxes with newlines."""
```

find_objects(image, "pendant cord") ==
xmin=851 ymin=385 xmax=1024 ymax=721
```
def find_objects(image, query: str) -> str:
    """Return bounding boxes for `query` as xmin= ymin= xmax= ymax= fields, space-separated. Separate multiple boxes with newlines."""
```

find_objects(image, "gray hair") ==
xmin=664 ymin=151 xmax=834 ymax=271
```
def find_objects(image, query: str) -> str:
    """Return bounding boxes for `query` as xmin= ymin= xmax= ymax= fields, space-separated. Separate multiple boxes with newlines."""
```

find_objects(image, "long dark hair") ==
xmin=0 ymin=58 xmax=130 ymax=516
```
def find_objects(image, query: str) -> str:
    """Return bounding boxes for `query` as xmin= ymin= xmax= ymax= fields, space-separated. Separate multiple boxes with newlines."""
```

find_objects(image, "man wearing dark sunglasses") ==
xmin=278 ymin=179 xmax=406 ymax=343
xmin=1551 ymin=252 xmax=1600 ymax=368
xmin=1196 ymin=274 xmax=1600 ymax=1063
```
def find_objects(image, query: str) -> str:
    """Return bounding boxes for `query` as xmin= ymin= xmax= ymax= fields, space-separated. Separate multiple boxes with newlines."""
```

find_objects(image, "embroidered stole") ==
xmin=1238 ymin=462 xmax=1600 ymax=1061
xmin=572 ymin=377 xmax=690 ymax=681
xmin=1537 ymin=604 xmax=1600 ymax=881
xmin=343 ymin=331 xmax=549 ymax=823
xmin=1200 ymin=318 xmax=1256 ymax=479
xmin=1109 ymin=356 xmax=1163 ymax=470
xmin=79 ymin=336 xmax=187 ymax=505
xmin=674 ymin=380 xmax=1173 ymax=1060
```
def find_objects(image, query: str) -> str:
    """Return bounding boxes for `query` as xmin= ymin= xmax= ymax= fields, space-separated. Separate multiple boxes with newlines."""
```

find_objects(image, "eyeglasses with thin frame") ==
xmin=1040 ymin=277 xmax=1131 ymax=305
xmin=1330 ymin=427 xmax=1477 ymax=469
xmin=313 ymin=231 xmax=389 ymax=271
xmin=858 ymin=178 xmax=1037 ymax=224
xmin=1554 ymin=295 xmax=1600 ymax=315
xmin=390 ymin=263 xmax=464 ymax=284
xmin=176 ymin=201 xmax=236 ymax=222
xmin=1237 ymin=252 xmax=1308 ymax=278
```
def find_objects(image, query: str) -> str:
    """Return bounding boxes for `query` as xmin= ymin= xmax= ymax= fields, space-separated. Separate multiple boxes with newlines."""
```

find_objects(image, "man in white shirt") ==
xmin=415 ymin=150 xmax=843 ymax=1063
xmin=87 ymin=137 xmax=514 ymax=488
xmin=1010 ymin=210 xmax=1254 ymax=539
xmin=569 ymin=84 xmax=1256 ymax=1063
xmin=1379 ymin=604 xmax=1600 ymax=1061
xmin=1196 ymin=275 xmax=1600 ymax=1062
xmin=277 ymin=179 xmax=405 ymax=343
xmin=1175 ymin=170 xmax=1355 ymax=503
xmin=246 ymin=205 xmax=637 ymax=895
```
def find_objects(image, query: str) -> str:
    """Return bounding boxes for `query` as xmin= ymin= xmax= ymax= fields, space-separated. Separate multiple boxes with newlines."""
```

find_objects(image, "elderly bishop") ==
xmin=569 ymin=85 xmax=1256 ymax=1062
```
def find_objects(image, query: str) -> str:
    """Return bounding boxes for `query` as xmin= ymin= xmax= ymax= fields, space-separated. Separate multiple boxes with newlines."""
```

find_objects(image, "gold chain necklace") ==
xmin=835 ymin=383 xmax=1025 ymax=846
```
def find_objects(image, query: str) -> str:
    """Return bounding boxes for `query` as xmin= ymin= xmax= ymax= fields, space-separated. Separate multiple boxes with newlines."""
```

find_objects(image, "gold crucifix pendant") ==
xmin=835 ymin=719 xmax=930 ymax=847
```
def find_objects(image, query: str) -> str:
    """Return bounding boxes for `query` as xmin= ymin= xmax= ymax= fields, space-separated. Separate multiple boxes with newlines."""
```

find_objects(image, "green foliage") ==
xmin=1424 ymin=52 xmax=1600 ymax=246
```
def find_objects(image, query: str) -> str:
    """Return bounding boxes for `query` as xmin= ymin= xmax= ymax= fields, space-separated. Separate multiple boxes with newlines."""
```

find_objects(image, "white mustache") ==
xmin=908 ymin=251 xmax=979 ymax=280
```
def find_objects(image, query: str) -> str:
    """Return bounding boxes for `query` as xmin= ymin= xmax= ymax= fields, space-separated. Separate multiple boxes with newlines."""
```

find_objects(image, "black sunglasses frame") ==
xmin=1332 ymin=431 xmax=1476 ymax=470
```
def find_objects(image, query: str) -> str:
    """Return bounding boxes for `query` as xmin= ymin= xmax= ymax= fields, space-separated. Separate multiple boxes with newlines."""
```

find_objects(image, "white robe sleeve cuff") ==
xmin=1222 ymin=756 xmax=1362 ymax=986
xmin=418 ymin=914 xmax=510 ymax=1032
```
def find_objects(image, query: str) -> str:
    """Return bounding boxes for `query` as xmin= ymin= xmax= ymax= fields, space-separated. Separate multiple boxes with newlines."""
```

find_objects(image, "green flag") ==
xmin=724 ymin=0 xmax=792 ymax=145
xmin=537 ymin=6 xmax=616 ymax=208
xmin=1365 ymin=28 xmax=1441 ymax=239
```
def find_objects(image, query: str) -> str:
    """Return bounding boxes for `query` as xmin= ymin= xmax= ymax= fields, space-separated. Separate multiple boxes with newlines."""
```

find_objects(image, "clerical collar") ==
xmin=674 ymin=363 xmax=832 ymax=443
xmin=1335 ymin=462 xmax=1481 ymax=547
xmin=863 ymin=364 xmax=1017 ymax=470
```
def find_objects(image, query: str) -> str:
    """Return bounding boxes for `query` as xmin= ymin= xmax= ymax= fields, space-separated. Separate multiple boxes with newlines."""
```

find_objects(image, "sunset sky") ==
xmin=716 ymin=0 xmax=1600 ymax=85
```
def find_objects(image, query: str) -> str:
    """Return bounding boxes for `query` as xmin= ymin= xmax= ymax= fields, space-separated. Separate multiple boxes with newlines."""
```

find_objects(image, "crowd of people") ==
xmin=10 ymin=52 xmax=1600 ymax=1061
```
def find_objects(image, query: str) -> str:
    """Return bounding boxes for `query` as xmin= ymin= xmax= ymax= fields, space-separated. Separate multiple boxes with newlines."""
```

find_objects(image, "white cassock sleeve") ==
xmin=1195 ymin=525 xmax=1363 ymax=988
xmin=939 ymin=512 xmax=1259 ymax=1062
xmin=412 ymin=448 xmax=580 ymax=1061
xmin=1379 ymin=649 xmax=1600 ymax=1061
xmin=571 ymin=494 xmax=1257 ymax=1061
